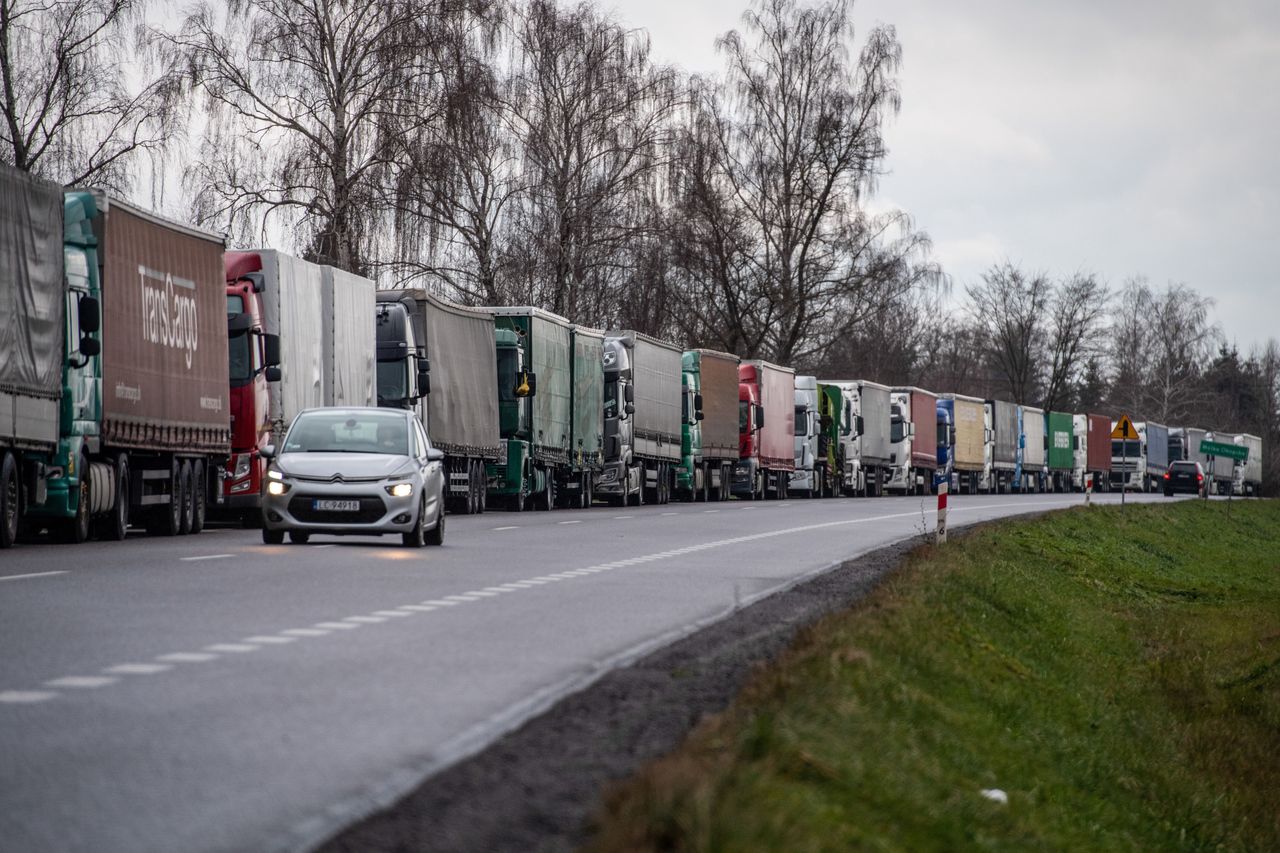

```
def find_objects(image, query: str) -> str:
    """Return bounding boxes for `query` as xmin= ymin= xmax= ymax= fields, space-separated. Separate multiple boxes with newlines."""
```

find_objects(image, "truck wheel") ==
xmin=190 ymin=461 xmax=206 ymax=534
xmin=0 ymin=452 xmax=19 ymax=549
xmin=98 ymin=456 xmax=130 ymax=542
xmin=52 ymin=453 xmax=92 ymax=544
xmin=478 ymin=471 xmax=488 ymax=514
xmin=178 ymin=461 xmax=193 ymax=535
xmin=540 ymin=475 xmax=555 ymax=511
xmin=157 ymin=459 xmax=183 ymax=536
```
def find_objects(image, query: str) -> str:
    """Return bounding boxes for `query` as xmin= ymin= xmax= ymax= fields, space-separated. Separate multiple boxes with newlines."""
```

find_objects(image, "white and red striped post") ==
xmin=936 ymin=479 xmax=948 ymax=544
xmin=1085 ymin=473 xmax=1092 ymax=506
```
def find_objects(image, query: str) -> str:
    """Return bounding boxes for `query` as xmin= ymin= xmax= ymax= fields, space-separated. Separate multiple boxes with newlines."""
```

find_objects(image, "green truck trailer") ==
xmin=1047 ymin=410 xmax=1074 ymax=492
xmin=487 ymin=307 xmax=602 ymax=510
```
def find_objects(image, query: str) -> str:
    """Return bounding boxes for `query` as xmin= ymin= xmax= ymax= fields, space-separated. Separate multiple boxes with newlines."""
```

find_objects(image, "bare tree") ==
xmin=670 ymin=0 xmax=936 ymax=364
xmin=159 ymin=0 xmax=452 ymax=273
xmin=966 ymin=261 xmax=1051 ymax=404
xmin=1143 ymin=283 xmax=1219 ymax=424
xmin=0 ymin=0 xmax=179 ymax=191
xmin=1041 ymin=272 xmax=1109 ymax=413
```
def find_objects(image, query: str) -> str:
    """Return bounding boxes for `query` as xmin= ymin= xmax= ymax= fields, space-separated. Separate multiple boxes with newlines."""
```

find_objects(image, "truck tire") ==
xmin=190 ymin=461 xmax=207 ymax=534
xmin=54 ymin=454 xmax=92 ymax=544
xmin=539 ymin=474 xmax=555 ymax=511
xmin=156 ymin=458 xmax=183 ymax=536
xmin=178 ymin=460 xmax=194 ymax=535
xmin=98 ymin=456 xmax=130 ymax=542
xmin=1 ymin=452 xmax=20 ymax=549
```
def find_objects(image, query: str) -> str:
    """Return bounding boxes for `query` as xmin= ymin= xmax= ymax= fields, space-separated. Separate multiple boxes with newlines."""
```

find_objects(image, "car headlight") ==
xmin=267 ymin=469 xmax=284 ymax=480
xmin=385 ymin=482 xmax=414 ymax=497
xmin=267 ymin=480 xmax=289 ymax=496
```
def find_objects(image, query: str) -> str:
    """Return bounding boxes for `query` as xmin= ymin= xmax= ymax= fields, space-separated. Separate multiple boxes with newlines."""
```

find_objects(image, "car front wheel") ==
xmin=262 ymin=528 xmax=285 ymax=545
xmin=426 ymin=502 xmax=444 ymax=546
xmin=403 ymin=495 xmax=428 ymax=547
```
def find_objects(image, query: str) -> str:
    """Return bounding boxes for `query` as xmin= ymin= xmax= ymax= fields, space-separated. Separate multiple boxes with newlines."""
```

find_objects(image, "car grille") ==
xmin=288 ymin=494 xmax=386 ymax=524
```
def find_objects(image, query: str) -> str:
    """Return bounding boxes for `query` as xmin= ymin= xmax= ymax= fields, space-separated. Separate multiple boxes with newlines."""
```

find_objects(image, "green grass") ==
xmin=586 ymin=500 xmax=1280 ymax=852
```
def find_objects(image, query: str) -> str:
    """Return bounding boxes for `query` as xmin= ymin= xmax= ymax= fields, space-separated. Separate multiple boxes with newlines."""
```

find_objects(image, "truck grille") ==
xmin=288 ymin=494 xmax=386 ymax=524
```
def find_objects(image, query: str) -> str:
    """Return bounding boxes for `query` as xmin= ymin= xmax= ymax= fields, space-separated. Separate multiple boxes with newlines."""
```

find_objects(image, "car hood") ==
xmin=277 ymin=452 xmax=410 ymax=480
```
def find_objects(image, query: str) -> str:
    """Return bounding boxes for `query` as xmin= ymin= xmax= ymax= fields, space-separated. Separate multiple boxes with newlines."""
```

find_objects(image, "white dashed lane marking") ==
xmin=45 ymin=676 xmax=118 ymax=689
xmin=156 ymin=653 xmax=219 ymax=663
xmin=315 ymin=622 xmax=361 ymax=630
xmin=0 ymin=691 xmax=58 ymax=703
xmin=205 ymin=644 xmax=258 ymax=654
xmin=244 ymin=635 xmax=297 ymax=645
xmin=180 ymin=554 xmax=232 ymax=562
xmin=493 ymin=526 xmax=520 ymax=531
xmin=104 ymin=663 xmax=172 ymax=675
xmin=343 ymin=616 xmax=386 ymax=624
xmin=281 ymin=628 xmax=330 ymax=637
xmin=557 ymin=520 xmax=582 ymax=525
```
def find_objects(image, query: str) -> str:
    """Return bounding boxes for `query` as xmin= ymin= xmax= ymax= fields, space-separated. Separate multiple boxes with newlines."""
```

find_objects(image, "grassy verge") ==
xmin=586 ymin=500 xmax=1280 ymax=851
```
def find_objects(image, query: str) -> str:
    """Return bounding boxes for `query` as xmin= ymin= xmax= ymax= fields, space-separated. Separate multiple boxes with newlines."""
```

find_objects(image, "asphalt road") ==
xmin=0 ymin=490 xmax=1182 ymax=852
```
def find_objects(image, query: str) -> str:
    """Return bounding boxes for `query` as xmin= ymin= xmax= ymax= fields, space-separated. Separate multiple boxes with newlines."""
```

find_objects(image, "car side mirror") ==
xmin=260 ymin=444 xmax=276 ymax=460
xmin=265 ymin=365 xmax=282 ymax=383
xmin=427 ymin=448 xmax=444 ymax=462
xmin=78 ymin=295 xmax=100 ymax=333
xmin=79 ymin=337 xmax=101 ymax=357
xmin=263 ymin=333 xmax=281 ymax=367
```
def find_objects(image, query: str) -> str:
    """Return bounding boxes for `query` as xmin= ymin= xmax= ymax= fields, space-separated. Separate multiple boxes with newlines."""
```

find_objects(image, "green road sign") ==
xmin=1199 ymin=440 xmax=1248 ymax=461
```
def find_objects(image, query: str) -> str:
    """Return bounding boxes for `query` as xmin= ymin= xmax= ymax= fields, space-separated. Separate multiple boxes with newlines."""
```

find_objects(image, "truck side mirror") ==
xmin=418 ymin=369 xmax=431 ymax=397
xmin=79 ymin=337 xmax=101 ymax=357
xmin=263 ymin=333 xmax=281 ymax=367
xmin=265 ymin=366 xmax=282 ymax=382
xmin=625 ymin=402 xmax=635 ymax=415
xmin=754 ymin=404 xmax=765 ymax=430
xmin=855 ymin=416 xmax=865 ymax=436
xmin=908 ymin=423 xmax=915 ymax=438
xmin=694 ymin=393 xmax=703 ymax=411
xmin=78 ymin=295 xmax=100 ymax=333
xmin=624 ymin=384 xmax=635 ymax=404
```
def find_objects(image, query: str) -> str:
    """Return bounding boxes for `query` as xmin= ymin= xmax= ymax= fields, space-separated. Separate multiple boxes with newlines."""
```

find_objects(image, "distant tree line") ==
xmin=1 ymin=0 xmax=1276 ymax=493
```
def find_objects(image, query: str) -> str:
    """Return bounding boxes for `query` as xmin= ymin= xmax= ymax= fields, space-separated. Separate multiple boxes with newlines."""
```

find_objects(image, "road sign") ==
xmin=1199 ymin=440 xmax=1248 ymax=461
xmin=1111 ymin=415 xmax=1139 ymax=441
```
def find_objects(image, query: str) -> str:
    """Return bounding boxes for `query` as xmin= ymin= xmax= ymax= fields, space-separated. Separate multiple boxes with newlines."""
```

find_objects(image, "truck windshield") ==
xmin=739 ymin=401 xmax=750 ymax=432
xmin=497 ymin=349 xmax=518 ymax=402
xmin=937 ymin=421 xmax=948 ymax=446
xmin=1112 ymin=439 xmax=1141 ymax=457
xmin=794 ymin=406 xmax=807 ymax=434
xmin=891 ymin=416 xmax=906 ymax=444
xmin=228 ymin=330 xmax=253 ymax=384
xmin=227 ymin=294 xmax=244 ymax=316
xmin=376 ymin=360 xmax=408 ymax=405
xmin=284 ymin=412 xmax=408 ymax=455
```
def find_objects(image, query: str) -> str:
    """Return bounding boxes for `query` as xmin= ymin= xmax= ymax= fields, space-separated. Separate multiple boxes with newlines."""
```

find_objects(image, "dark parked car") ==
xmin=1163 ymin=461 xmax=1207 ymax=497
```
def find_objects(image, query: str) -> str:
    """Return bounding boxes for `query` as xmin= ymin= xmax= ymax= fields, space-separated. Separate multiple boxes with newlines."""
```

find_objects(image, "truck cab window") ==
xmin=794 ymin=406 xmax=807 ymax=434
xmin=891 ymin=416 xmax=906 ymax=444
xmin=227 ymin=294 xmax=245 ymax=316
xmin=937 ymin=422 xmax=948 ymax=445
xmin=377 ymin=360 xmax=409 ymax=404
xmin=739 ymin=401 xmax=750 ymax=432
xmin=228 ymin=330 xmax=253 ymax=385
xmin=604 ymin=380 xmax=619 ymax=419
xmin=497 ymin=349 xmax=519 ymax=403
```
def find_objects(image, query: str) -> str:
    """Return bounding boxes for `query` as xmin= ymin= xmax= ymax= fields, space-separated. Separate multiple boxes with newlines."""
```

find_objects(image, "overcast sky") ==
xmin=615 ymin=0 xmax=1280 ymax=353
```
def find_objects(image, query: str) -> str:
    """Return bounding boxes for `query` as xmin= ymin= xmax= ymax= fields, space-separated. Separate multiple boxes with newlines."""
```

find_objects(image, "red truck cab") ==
xmin=223 ymin=253 xmax=280 ymax=519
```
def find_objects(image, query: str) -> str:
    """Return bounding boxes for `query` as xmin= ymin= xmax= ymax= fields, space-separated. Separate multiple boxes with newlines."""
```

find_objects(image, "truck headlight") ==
xmin=386 ymin=482 xmax=414 ymax=497
xmin=267 ymin=480 xmax=289 ymax=496
xmin=233 ymin=455 xmax=252 ymax=479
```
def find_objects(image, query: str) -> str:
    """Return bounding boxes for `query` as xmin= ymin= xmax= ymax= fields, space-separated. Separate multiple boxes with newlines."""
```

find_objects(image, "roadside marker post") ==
xmin=936 ymin=480 xmax=948 ymax=545
xmin=1085 ymin=473 xmax=1092 ymax=506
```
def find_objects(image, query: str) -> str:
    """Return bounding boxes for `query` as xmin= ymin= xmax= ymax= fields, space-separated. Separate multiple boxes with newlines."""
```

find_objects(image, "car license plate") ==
xmin=313 ymin=499 xmax=359 ymax=512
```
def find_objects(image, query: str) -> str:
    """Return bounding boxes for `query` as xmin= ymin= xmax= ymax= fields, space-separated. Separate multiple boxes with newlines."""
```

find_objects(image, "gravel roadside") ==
xmin=320 ymin=533 xmax=931 ymax=853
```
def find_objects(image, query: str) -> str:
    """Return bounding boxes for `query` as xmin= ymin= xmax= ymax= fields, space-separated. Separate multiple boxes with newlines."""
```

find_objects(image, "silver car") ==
xmin=259 ymin=408 xmax=446 ymax=547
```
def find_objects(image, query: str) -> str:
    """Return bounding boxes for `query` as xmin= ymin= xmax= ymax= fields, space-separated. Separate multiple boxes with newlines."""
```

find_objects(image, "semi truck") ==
xmin=938 ymin=394 xmax=985 ymax=494
xmin=677 ymin=349 xmax=739 ymax=501
xmin=818 ymin=382 xmax=857 ymax=496
xmin=886 ymin=387 xmax=938 ymax=495
xmin=985 ymin=399 xmax=1018 ymax=493
xmin=221 ymin=252 xmax=374 ymax=522
xmin=489 ymin=307 xmax=602 ymax=510
xmin=1016 ymin=405 xmax=1046 ymax=493
xmin=1232 ymin=433 xmax=1263 ymax=496
xmin=375 ymin=289 xmax=501 ymax=514
xmin=599 ymin=331 xmax=682 ymax=505
xmin=1 ymin=169 xmax=231 ymax=546
xmin=1184 ymin=428 xmax=1235 ymax=493
xmin=1168 ymin=427 xmax=1189 ymax=462
xmin=1046 ymin=410 xmax=1074 ymax=492
xmin=221 ymin=251 xmax=317 ymax=522
xmin=790 ymin=376 xmax=823 ymax=496
xmin=1112 ymin=421 xmax=1168 ymax=491
xmin=1072 ymin=413 xmax=1112 ymax=491
xmin=735 ymin=361 xmax=796 ymax=499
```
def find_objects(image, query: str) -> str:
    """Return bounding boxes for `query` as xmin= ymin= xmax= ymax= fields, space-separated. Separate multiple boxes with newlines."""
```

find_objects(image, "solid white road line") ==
xmin=180 ymin=554 xmax=232 ymax=562
xmin=0 ymin=571 xmax=68 ymax=582
xmin=104 ymin=663 xmax=173 ymax=675
xmin=156 ymin=653 xmax=219 ymax=663
xmin=0 ymin=690 xmax=58 ymax=703
xmin=44 ymin=676 xmax=118 ymax=689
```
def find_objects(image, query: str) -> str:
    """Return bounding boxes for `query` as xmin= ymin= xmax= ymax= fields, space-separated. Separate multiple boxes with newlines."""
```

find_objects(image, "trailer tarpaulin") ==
xmin=0 ymin=167 xmax=64 ymax=401
xmin=322 ymin=267 xmax=375 ymax=408
xmin=422 ymin=292 xmax=500 ymax=457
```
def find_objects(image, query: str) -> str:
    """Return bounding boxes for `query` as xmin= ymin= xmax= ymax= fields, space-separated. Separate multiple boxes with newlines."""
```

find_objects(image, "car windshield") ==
xmin=1170 ymin=462 xmax=1198 ymax=472
xmin=284 ymin=412 xmax=409 ymax=455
